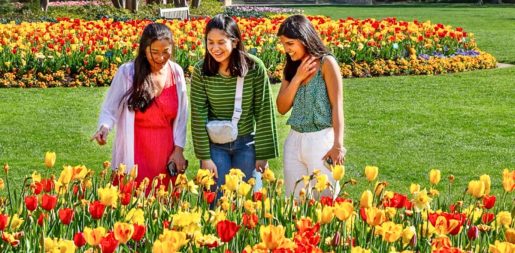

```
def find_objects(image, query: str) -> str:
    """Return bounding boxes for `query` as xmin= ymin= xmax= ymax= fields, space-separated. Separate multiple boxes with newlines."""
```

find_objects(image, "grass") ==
xmin=303 ymin=5 xmax=515 ymax=64
xmin=0 ymin=66 xmax=513 ymax=198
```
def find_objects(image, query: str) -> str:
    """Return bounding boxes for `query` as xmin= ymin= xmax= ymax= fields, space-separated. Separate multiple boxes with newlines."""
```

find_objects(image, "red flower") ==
xmin=383 ymin=193 xmax=407 ymax=209
xmin=216 ymin=220 xmax=239 ymax=243
xmin=41 ymin=194 xmax=57 ymax=211
xmin=24 ymin=195 xmax=38 ymax=211
xmin=163 ymin=220 xmax=171 ymax=229
xmin=100 ymin=232 xmax=119 ymax=253
xmin=253 ymin=192 xmax=263 ymax=202
xmin=203 ymin=191 xmax=216 ymax=204
xmin=320 ymin=196 xmax=334 ymax=206
xmin=482 ymin=195 xmax=496 ymax=209
xmin=242 ymin=213 xmax=258 ymax=229
xmin=58 ymin=208 xmax=74 ymax=225
xmin=0 ymin=214 xmax=8 ymax=231
xmin=120 ymin=192 xmax=131 ymax=206
xmin=73 ymin=232 xmax=86 ymax=247
xmin=131 ymin=224 xmax=146 ymax=241
xmin=37 ymin=213 xmax=46 ymax=226
xmin=89 ymin=201 xmax=106 ymax=220
xmin=32 ymin=182 xmax=43 ymax=194
xmin=467 ymin=226 xmax=479 ymax=240
xmin=41 ymin=179 xmax=54 ymax=193
xmin=481 ymin=212 xmax=495 ymax=224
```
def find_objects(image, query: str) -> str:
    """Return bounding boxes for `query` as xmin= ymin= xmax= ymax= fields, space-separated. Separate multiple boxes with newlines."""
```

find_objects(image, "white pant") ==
xmin=283 ymin=128 xmax=336 ymax=198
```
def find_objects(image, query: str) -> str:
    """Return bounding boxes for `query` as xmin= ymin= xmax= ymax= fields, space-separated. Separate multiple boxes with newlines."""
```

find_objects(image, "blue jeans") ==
xmin=210 ymin=134 xmax=263 ymax=192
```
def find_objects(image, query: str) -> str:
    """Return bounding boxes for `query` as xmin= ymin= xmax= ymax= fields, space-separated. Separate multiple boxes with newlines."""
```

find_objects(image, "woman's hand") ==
xmin=323 ymin=144 xmax=346 ymax=166
xmin=201 ymin=159 xmax=218 ymax=179
xmin=255 ymin=160 xmax=269 ymax=173
xmin=293 ymin=56 xmax=318 ymax=85
xmin=91 ymin=126 xmax=109 ymax=145
xmin=168 ymin=147 xmax=187 ymax=174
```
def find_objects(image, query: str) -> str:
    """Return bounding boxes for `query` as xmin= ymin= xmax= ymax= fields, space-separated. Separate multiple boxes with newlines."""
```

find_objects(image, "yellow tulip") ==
xmin=364 ymin=165 xmax=378 ymax=181
xmin=153 ymin=230 xmax=188 ymax=253
xmin=317 ymin=206 xmax=334 ymax=225
xmin=195 ymin=168 xmax=214 ymax=189
xmin=125 ymin=208 xmax=145 ymax=225
xmin=377 ymin=221 xmax=403 ymax=243
xmin=44 ymin=151 xmax=56 ymax=168
xmin=260 ymin=225 xmax=286 ymax=250
xmin=262 ymin=168 xmax=276 ymax=182
xmin=114 ymin=222 xmax=134 ymax=244
xmin=332 ymin=164 xmax=345 ymax=181
xmin=8 ymin=214 xmax=23 ymax=230
xmin=489 ymin=240 xmax=515 ymax=253
xmin=360 ymin=190 xmax=373 ymax=208
xmin=58 ymin=239 xmax=76 ymax=253
xmin=57 ymin=165 xmax=73 ymax=185
xmin=502 ymin=169 xmax=514 ymax=192
xmin=410 ymin=183 xmax=420 ymax=194
xmin=238 ymin=182 xmax=252 ymax=196
xmin=365 ymin=207 xmax=386 ymax=226
xmin=334 ymin=202 xmax=353 ymax=221
xmin=402 ymin=226 xmax=416 ymax=245
xmin=479 ymin=174 xmax=491 ymax=195
xmin=83 ymin=227 xmax=106 ymax=246
xmin=467 ymin=180 xmax=485 ymax=198
xmin=351 ymin=246 xmax=371 ymax=253
xmin=44 ymin=237 xmax=58 ymax=252
xmin=496 ymin=211 xmax=512 ymax=228
xmin=314 ymin=174 xmax=329 ymax=192
xmin=31 ymin=171 xmax=41 ymax=183
xmin=98 ymin=184 xmax=119 ymax=208
xmin=429 ymin=169 xmax=441 ymax=185
xmin=224 ymin=174 xmax=239 ymax=192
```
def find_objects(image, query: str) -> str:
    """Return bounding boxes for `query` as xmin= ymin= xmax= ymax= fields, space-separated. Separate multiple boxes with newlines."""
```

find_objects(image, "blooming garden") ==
xmin=0 ymin=153 xmax=513 ymax=252
xmin=0 ymin=15 xmax=497 ymax=88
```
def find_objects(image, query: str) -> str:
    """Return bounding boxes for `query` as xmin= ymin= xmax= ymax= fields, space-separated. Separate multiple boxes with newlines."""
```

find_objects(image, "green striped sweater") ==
xmin=190 ymin=55 xmax=279 ymax=160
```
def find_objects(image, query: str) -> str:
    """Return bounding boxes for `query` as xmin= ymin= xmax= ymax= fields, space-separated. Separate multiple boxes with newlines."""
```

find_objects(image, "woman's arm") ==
xmin=322 ymin=56 xmax=346 ymax=164
xmin=172 ymin=63 xmax=188 ymax=149
xmin=276 ymin=57 xmax=318 ymax=115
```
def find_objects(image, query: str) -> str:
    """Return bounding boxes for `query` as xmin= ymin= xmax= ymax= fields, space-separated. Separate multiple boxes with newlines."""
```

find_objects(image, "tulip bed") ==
xmin=0 ymin=15 xmax=497 ymax=88
xmin=0 ymin=152 xmax=513 ymax=252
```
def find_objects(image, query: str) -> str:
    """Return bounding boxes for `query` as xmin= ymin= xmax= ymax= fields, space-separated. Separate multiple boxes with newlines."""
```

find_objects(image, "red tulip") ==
xmin=242 ymin=213 xmax=258 ymax=229
xmin=73 ymin=232 xmax=86 ymax=247
xmin=203 ymin=191 xmax=216 ymax=204
xmin=89 ymin=201 xmax=106 ymax=220
xmin=120 ymin=192 xmax=131 ymax=206
xmin=41 ymin=194 xmax=57 ymax=211
xmin=58 ymin=208 xmax=74 ymax=225
xmin=24 ymin=196 xmax=38 ymax=211
xmin=482 ymin=195 xmax=496 ymax=209
xmin=100 ymin=232 xmax=119 ymax=253
xmin=467 ymin=226 xmax=479 ymax=240
xmin=481 ymin=212 xmax=495 ymax=224
xmin=32 ymin=182 xmax=43 ymax=194
xmin=41 ymin=179 xmax=54 ymax=193
xmin=216 ymin=220 xmax=239 ymax=243
xmin=253 ymin=192 xmax=263 ymax=202
xmin=163 ymin=220 xmax=171 ymax=229
xmin=383 ymin=193 xmax=408 ymax=209
xmin=37 ymin=213 xmax=46 ymax=226
xmin=0 ymin=214 xmax=8 ymax=231
xmin=131 ymin=224 xmax=146 ymax=241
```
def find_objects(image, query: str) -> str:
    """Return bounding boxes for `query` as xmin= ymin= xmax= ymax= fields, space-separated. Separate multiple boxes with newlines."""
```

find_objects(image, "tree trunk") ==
xmin=173 ymin=0 xmax=187 ymax=6
xmin=192 ymin=0 xmax=201 ymax=7
xmin=40 ymin=0 xmax=48 ymax=12
xmin=111 ymin=0 xmax=123 ymax=8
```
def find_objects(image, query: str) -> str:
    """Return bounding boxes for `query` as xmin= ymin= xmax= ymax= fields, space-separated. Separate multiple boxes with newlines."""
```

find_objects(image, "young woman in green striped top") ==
xmin=191 ymin=14 xmax=278 ymax=193
xmin=277 ymin=15 xmax=346 ymax=198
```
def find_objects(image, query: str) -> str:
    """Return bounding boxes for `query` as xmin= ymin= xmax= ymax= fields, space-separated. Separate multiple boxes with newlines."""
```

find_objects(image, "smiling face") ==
xmin=145 ymin=39 xmax=172 ymax=72
xmin=206 ymin=28 xmax=236 ymax=68
xmin=279 ymin=35 xmax=308 ymax=61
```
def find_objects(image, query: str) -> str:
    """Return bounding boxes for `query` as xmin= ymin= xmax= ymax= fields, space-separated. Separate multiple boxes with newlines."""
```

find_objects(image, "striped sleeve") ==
xmin=253 ymin=58 xmax=279 ymax=160
xmin=190 ymin=63 xmax=211 ymax=160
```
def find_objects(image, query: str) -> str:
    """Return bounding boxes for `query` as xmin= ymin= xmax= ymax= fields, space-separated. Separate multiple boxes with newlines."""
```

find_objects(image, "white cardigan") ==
xmin=97 ymin=61 xmax=188 ymax=173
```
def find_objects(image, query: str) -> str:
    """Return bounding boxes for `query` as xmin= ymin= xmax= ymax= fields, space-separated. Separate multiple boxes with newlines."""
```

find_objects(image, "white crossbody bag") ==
xmin=206 ymin=76 xmax=244 ymax=144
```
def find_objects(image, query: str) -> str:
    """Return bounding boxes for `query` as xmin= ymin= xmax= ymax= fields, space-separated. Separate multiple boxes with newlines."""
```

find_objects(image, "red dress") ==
xmin=134 ymin=80 xmax=178 ymax=190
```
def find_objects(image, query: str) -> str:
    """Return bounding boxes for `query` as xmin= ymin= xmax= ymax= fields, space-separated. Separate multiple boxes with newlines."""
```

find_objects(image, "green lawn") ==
xmin=1 ymin=66 xmax=513 ymax=198
xmin=0 ymin=6 xmax=514 ymax=199
xmin=303 ymin=5 xmax=515 ymax=64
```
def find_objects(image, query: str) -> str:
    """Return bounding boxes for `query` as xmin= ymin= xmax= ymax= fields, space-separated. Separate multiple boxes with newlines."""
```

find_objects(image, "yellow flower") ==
xmin=224 ymin=174 xmax=239 ymax=192
xmin=502 ymin=169 xmax=514 ymax=192
xmin=95 ymin=55 xmax=104 ymax=63
xmin=376 ymin=221 xmax=403 ymax=243
xmin=360 ymin=190 xmax=373 ymax=208
xmin=489 ymin=240 xmax=515 ymax=253
xmin=57 ymin=239 xmax=76 ymax=253
xmin=229 ymin=168 xmax=245 ymax=179
xmin=365 ymin=207 xmax=386 ymax=226
xmin=98 ymin=184 xmax=119 ymax=208
xmin=187 ymin=180 xmax=198 ymax=195
xmin=506 ymin=228 xmax=515 ymax=244
xmin=496 ymin=211 xmax=512 ymax=228
xmin=125 ymin=208 xmax=145 ymax=225
xmin=114 ymin=222 xmax=134 ymax=244
xmin=44 ymin=151 xmax=56 ymax=168
xmin=410 ymin=183 xmax=420 ymax=194
xmin=401 ymin=226 xmax=416 ymax=245
xmin=351 ymin=246 xmax=371 ymax=253
xmin=364 ymin=165 xmax=378 ymax=181
xmin=0 ymin=178 xmax=4 ymax=190
xmin=195 ymin=234 xmax=221 ymax=248
xmin=317 ymin=206 xmax=334 ymax=225
xmin=31 ymin=171 xmax=41 ymax=183
xmin=238 ymin=181 xmax=252 ymax=196
xmin=334 ymin=202 xmax=353 ymax=221
xmin=260 ymin=225 xmax=286 ymax=250
xmin=314 ymin=174 xmax=328 ymax=192
xmin=8 ymin=214 xmax=23 ymax=230
xmin=429 ymin=169 xmax=441 ymax=185
xmin=84 ymin=227 xmax=106 ymax=246
xmin=332 ymin=164 xmax=345 ymax=181
xmin=195 ymin=168 xmax=215 ymax=189
xmin=467 ymin=180 xmax=485 ymax=198
xmin=58 ymin=165 xmax=74 ymax=185
xmin=479 ymin=174 xmax=491 ymax=195
xmin=413 ymin=189 xmax=432 ymax=211
xmin=153 ymin=229 xmax=188 ymax=253
xmin=44 ymin=237 xmax=58 ymax=252
xmin=262 ymin=168 xmax=276 ymax=182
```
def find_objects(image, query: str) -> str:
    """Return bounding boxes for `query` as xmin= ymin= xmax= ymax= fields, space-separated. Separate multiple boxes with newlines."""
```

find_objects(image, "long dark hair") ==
xmin=202 ymin=14 xmax=254 ymax=77
xmin=126 ymin=23 xmax=174 ymax=112
xmin=277 ymin=15 xmax=330 ymax=82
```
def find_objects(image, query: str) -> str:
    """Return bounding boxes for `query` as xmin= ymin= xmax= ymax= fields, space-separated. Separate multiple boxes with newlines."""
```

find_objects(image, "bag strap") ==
xmin=231 ymin=76 xmax=244 ymax=126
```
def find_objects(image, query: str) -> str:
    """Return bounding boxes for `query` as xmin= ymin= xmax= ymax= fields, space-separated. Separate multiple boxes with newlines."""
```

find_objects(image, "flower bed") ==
xmin=0 ymin=153 xmax=513 ymax=252
xmin=0 ymin=16 xmax=497 ymax=88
